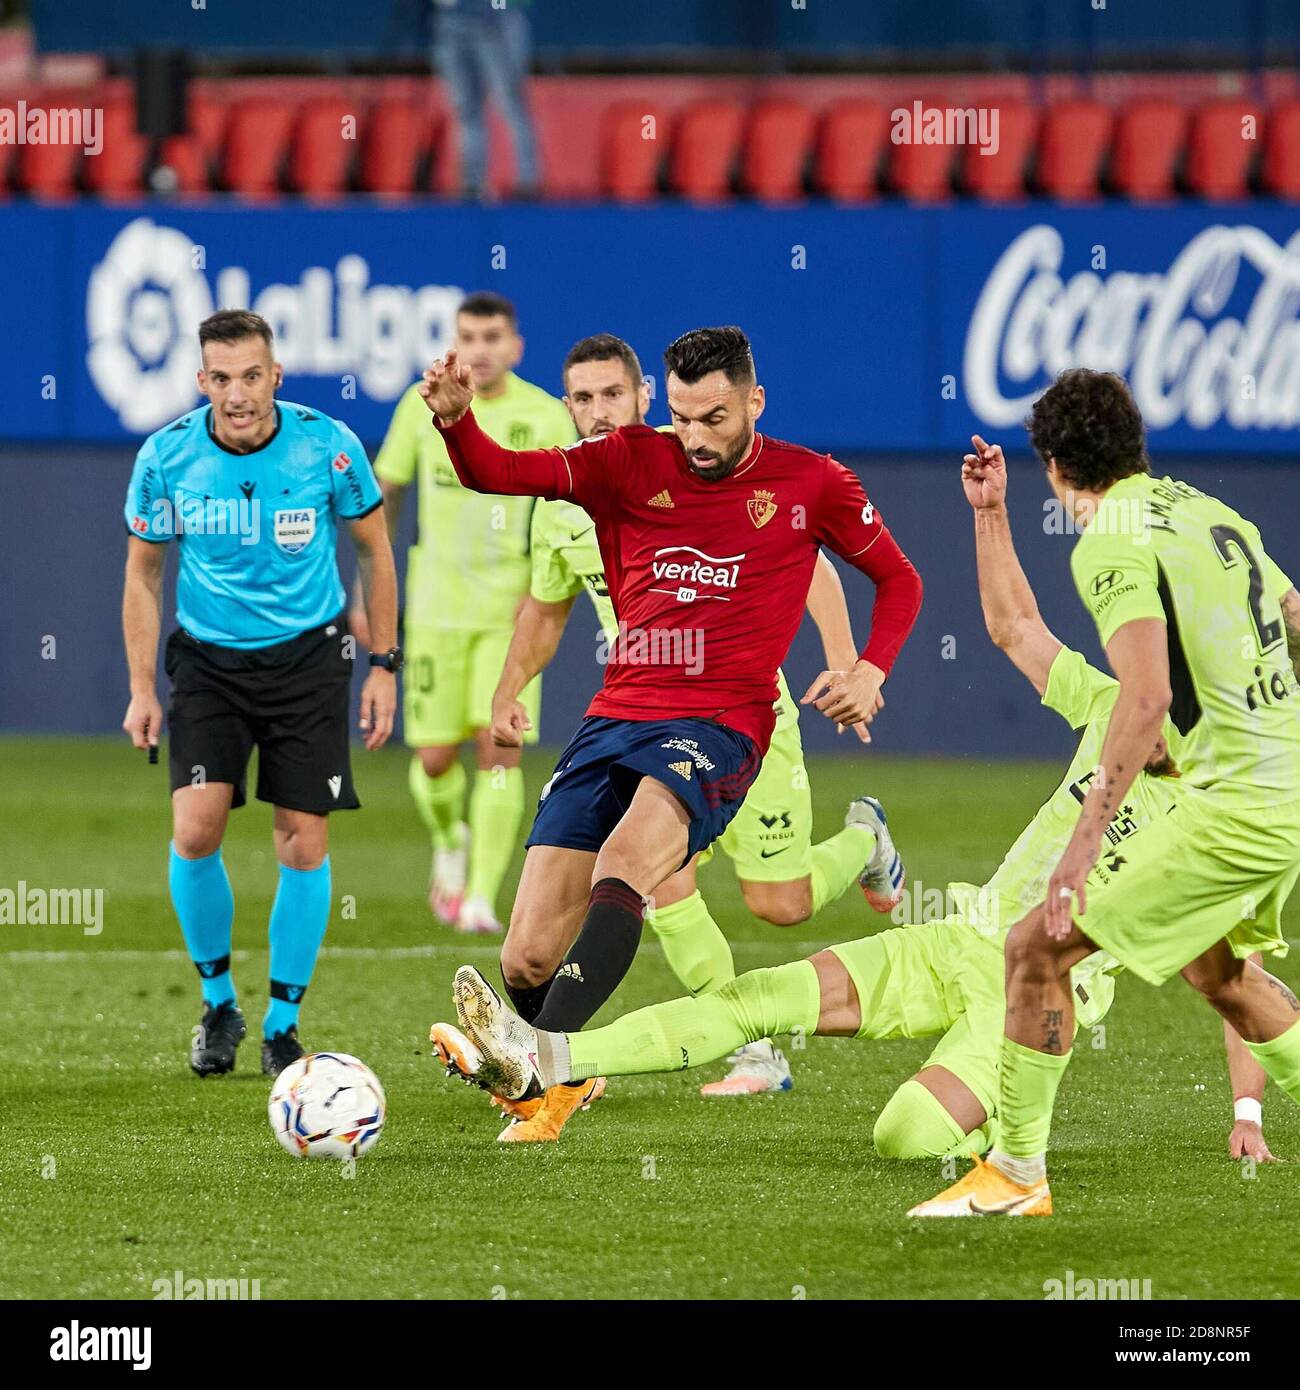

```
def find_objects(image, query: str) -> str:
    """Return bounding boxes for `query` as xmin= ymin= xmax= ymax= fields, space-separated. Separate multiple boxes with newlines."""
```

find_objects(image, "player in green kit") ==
xmin=435 ymin=425 xmax=1274 ymax=1162
xmin=352 ymin=292 xmax=574 ymax=935
xmin=913 ymin=369 xmax=1300 ymax=1217
xmin=483 ymin=334 xmax=901 ymax=1138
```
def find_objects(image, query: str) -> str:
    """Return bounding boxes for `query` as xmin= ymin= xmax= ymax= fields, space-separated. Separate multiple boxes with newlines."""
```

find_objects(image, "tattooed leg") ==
xmin=1002 ymin=902 xmax=1097 ymax=1053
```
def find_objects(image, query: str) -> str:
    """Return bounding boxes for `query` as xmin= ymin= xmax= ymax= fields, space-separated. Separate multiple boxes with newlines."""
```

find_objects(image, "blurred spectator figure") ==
xmin=434 ymin=0 xmax=541 ymax=199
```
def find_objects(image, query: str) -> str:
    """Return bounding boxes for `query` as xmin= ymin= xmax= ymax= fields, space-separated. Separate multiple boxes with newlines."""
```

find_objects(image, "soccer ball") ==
xmin=267 ymin=1052 xmax=387 ymax=1159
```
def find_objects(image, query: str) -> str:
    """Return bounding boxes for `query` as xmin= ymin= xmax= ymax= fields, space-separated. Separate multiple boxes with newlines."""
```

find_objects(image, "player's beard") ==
xmin=687 ymin=427 xmax=753 ymax=482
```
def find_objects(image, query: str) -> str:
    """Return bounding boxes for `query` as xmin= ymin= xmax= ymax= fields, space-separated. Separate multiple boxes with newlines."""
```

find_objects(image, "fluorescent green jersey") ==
xmin=377 ymin=373 xmax=574 ymax=630
xmin=953 ymin=645 xmax=1187 ymax=1026
xmin=529 ymin=496 xmax=799 ymax=732
xmin=1071 ymin=473 xmax=1300 ymax=809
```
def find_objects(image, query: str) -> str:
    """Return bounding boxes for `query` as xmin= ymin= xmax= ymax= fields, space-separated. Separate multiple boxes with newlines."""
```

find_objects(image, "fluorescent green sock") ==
xmin=1246 ymin=1016 xmax=1300 ymax=1104
xmin=559 ymin=960 xmax=821 ymax=1083
xmin=995 ymin=1037 xmax=1072 ymax=1159
xmin=407 ymin=756 xmax=466 ymax=852
xmin=649 ymin=891 xmax=736 ymax=996
xmin=465 ymin=766 xmax=524 ymax=911
xmin=810 ymin=825 xmax=874 ymax=915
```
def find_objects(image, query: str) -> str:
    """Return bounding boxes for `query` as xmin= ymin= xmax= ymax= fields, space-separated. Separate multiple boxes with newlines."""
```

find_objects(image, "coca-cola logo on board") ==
xmin=964 ymin=224 xmax=1300 ymax=432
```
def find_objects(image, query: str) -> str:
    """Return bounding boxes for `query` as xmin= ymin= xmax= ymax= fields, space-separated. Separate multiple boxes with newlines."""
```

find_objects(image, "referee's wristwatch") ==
xmin=368 ymin=645 xmax=404 ymax=673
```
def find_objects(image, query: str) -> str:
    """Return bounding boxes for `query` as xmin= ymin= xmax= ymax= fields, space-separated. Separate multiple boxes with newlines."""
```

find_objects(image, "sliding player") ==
xmin=912 ymin=371 xmax=1300 ymax=1217
xmin=353 ymin=292 xmax=573 ymax=935
xmin=489 ymin=334 xmax=900 ymax=1133
xmin=431 ymin=427 xmax=1278 ymax=1165
xmin=421 ymin=324 xmax=924 ymax=1136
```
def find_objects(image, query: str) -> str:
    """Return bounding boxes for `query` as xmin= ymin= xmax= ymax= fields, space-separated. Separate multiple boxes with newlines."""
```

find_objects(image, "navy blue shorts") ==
xmin=526 ymin=716 xmax=760 ymax=866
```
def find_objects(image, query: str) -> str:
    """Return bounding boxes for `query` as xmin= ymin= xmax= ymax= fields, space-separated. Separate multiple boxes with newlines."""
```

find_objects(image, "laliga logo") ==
xmin=86 ymin=216 xmax=463 ymax=432
xmin=964 ymin=223 xmax=1300 ymax=432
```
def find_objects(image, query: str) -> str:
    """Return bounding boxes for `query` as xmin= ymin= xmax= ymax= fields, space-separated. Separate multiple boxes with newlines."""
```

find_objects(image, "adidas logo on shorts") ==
xmin=668 ymin=760 xmax=693 ymax=780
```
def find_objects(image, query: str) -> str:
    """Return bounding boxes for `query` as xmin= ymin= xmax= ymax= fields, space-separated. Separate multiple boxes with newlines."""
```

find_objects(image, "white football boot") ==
xmin=699 ymin=1040 xmax=794 ymax=1097
xmin=846 ymin=796 xmax=906 ymax=913
xmin=452 ymin=965 xmax=544 ymax=1101
xmin=456 ymin=895 xmax=503 ymax=935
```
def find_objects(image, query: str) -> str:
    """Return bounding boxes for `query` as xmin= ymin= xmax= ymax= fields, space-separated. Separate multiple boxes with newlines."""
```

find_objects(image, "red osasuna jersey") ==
xmin=438 ymin=411 xmax=922 ymax=754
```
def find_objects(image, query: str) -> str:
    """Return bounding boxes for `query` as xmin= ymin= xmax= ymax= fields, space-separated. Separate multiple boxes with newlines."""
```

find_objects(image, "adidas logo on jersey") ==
xmin=668 ymin=760 xmax=693 ymax=780
xmin=647 ymin=490 xmax=674 ymax=509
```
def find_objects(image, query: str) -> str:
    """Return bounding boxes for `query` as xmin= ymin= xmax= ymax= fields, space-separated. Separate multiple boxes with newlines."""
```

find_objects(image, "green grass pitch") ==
xmin=1 ymin=735 xmax=1296 ymax=1301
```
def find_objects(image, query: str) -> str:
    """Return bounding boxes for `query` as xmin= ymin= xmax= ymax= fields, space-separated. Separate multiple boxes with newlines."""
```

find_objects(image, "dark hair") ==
xmin=662 ymin=325 xmax=755 ymax=387
xmin=1026 ymin=368 xmax=1149 ymax=491
xmin=562 ymin=333 xmax=643 ymax=391
xmin=457 ymin=290 xmax=518 ymax=328
xmin=198 ymin=309 xmax=273 ymax=353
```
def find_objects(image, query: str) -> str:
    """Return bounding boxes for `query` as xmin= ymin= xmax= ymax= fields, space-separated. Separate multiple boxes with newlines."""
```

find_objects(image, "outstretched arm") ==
xmin=419 ymin=349 xmax=593 ymax=501
xmin=491 ymin=594 xmax=577 ymax=747
xmin=964 ymin=435 xmax=1062 ymax=697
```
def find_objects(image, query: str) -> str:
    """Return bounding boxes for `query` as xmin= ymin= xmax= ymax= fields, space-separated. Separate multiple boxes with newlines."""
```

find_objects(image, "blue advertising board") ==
xmin=2 ymin=201 xmax=1298 ymax=456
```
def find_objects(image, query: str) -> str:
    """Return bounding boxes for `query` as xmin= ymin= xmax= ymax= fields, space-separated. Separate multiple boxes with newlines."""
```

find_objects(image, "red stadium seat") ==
xmin=82 ymin=98 xmax=149 ymax=198
xmin=152 ymin=91 xmax=228 ymax=195
xmin=669 ymin=100 xmax=744 ymax=202
xmin=220 ymin=98 xmax=297 ymax=196
xmin=813 ymin=99 xmax=888 ymax=202
xmin=601 ymin=101 xmax=670 ymax=202
xmin=1110 ymin=99 xmax=1187 ymax=201
xmin=288 ymin=96 xmax=359 ymax=196
xmin=741 ymin=99 xmax=815 ymax=203
xmin=1036 ymin=99 xmax=1112 ymax=201
xmin=887 ymin=117 xmax=954 ymax=203
xmin=1261 ymin=99 xmax=1300 ymax=199
xmin=15 ymin=104 xmax=83 ymax=198
xmin=1186 ymin=100 xmax=1263 ymax=200
xmin=359 ymin=98 xmax=433 ymax=195
xmin=960 ymin=98 xmax=1038 ymax=201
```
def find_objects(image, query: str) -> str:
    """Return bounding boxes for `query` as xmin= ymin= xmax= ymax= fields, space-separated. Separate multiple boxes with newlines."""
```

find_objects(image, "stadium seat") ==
xmin=15 ymin=105 xmax=82 ymax=198
xmin=82 ymin=98 xmax=149 ymax=198
xmin=960 ymin=98 xmax=1038 ymax=201
xmin=1035 ymin=99 xmax=1112 ymax=201
xmin=741 ymin=99 xmax=816 ymax=203
xmin=601 ymin=101 xmax=670 ymax=202
xmin=1186 ymin=100 xmax=1263 ymax=200
xmin=359 ymin=98 xmax=433 ymax=195
xmin=813 ymin=99 xmax=888 ymax=201
xmin=887 ymin=118 xmax=954 ymax=203
xmin=220 ymin=97 xmax=297 ymax=196
xmin=1110 ymin=99 xmax=1187 ymax=201
xmin=288 ymin=96 xmax=359 ymax=196
xmin=669 ymin=100 xmax=745 ymax=202
xmin=1261 ymin=99 xmax=1300 ymax=199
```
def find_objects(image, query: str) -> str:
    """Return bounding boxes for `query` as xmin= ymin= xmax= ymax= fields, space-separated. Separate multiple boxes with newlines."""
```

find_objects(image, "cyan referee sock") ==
xmin=168 ymin=844 xmax=236 ymax=1009
xmin=264 ymin=857 xmax=331 ymax=1039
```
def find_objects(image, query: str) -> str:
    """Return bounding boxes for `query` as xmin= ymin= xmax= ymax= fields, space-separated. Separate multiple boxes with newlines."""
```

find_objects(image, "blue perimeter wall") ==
xmin=1 ymin=199 xmax=1297 ymax=760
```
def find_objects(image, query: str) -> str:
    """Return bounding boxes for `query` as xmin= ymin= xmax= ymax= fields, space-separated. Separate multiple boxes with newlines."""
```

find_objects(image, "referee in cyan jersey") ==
xmin=121 ymin=310 xmax=400 ymax=1079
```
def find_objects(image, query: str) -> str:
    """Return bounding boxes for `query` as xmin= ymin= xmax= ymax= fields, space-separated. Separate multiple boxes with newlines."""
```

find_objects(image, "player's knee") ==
xmin=172 ymin=818 xmax=223 ymax=860
xmin=873 ymin=1081 xmax=962 ymax=1160
xmin=740 ymin=880 xmax=811 ymax=927
xmin=1004 ymin=913 xmax=1058 ymax=980
xmin=500 ymin=932 xmax=559 ymax=990
xmin=418 ymin=745 xmax=459 ymax=779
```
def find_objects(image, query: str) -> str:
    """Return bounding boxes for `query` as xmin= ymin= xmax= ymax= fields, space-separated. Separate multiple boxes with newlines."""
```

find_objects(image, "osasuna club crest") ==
xmin=747 ymin=488 xmax=777 ymax=528
xmin=274 ymin=507 xmax=316 ymax=553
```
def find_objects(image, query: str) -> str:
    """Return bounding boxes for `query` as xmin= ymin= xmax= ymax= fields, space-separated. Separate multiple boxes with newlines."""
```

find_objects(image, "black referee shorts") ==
xmin=164 ymin=615 xmax=360 ymax=815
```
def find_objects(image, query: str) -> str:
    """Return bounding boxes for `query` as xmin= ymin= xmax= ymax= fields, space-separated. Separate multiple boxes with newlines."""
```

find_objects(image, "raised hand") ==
xmin=417 ymin=347 xmax=474 ymax=424
xmin=961 ymin=434 xmax=1008 ymax=510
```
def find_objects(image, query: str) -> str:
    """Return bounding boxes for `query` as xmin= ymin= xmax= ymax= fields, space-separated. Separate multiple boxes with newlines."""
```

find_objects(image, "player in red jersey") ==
xmin=421 ymin=326 xmax=922 ymax=1127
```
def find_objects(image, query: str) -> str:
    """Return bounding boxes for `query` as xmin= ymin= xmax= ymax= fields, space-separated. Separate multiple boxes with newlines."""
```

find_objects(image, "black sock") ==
xmin=504 ymin=975 xmax=554 ymax=1024
xmin=533 ymin=877 xmax=645 ymax=1035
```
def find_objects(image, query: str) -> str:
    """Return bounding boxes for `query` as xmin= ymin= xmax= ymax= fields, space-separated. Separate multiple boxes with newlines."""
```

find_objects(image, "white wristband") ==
xmin=1234 ymin=1096 xmax=1263 ymax=1126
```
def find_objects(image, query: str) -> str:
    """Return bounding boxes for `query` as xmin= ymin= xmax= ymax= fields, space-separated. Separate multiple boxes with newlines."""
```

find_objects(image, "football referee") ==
xmin=121 ymin=310 xmax=400 ymax=1079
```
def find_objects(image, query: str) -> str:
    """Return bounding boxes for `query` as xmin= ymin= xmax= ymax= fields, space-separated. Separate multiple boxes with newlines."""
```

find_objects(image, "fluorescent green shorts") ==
xmin=403 ymin=625 xmax=541 ymax=749
xmin=1076 ymin=792 xmax=1300 ymax=986
xmin=712 ymin=714 xmax=812 ymax=882
xmin=828 ymin=918 xmax=1007 ymax=1120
